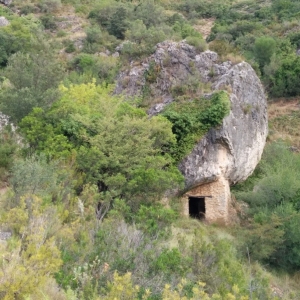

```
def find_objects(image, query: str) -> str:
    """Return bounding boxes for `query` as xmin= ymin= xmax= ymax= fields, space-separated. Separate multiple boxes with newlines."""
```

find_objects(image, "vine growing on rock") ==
xmin=163 ymin=90 xmax=230 ymax=162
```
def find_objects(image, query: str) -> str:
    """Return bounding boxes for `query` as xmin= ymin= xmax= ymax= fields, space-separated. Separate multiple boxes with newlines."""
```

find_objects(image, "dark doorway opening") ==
xmin=189 ymin=197 xmax=205 ymax=220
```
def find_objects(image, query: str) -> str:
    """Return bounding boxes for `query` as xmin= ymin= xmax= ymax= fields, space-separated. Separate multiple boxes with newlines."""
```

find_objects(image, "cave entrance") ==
xmin=189 ymin=197 xmax=205 ymax=220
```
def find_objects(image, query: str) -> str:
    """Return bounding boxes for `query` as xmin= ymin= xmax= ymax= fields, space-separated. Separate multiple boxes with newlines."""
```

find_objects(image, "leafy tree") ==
xmin=253 ymin=36 xmax=276 ymax=70
xmin=107 ymin=7 xmax=128 ymax=39
xmin=0 ymin=18 xmax=34 ymax=67
xmin=270 ymin=54 xmax=300 ymax=97
xmin=19 ymin=108 xmax=73 ymax=157
xmin=76 ymin=104 xmax=183 ymax=208
xmin=133 ymin=0 xmax=166 ymax=28
xmin=19 ymin=82 xmax=183 ymax=209
xmin=0 ymin=51 xmax=65 ymax=122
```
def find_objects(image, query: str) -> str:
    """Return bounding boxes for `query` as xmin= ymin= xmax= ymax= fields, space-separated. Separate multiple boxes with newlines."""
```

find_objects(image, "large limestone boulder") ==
xmin=116 ymin=41 xmax=267 ymax=186
xmin=116 ymin=41 xmax=268 ymax=222
xmin=180 ymin=61 xmax=267 ymax=188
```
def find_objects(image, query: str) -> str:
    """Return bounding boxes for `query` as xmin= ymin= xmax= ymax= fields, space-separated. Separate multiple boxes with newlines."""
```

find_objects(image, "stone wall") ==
xmin=181 ymin=176 xmax=231 ymax=224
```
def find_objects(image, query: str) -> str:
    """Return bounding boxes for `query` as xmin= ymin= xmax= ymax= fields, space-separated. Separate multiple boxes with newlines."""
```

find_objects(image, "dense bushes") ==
xmin=0 ymin=51 xmax=65 ymax=122
xmin=163 ymin=91 xmax=230 ymax=161
xmin=206 ymin=0 xmax=300 ymax=98
xmin=1 ymin=1 xmax=300 ymax=299
xmin=234 ymin=143 xmax=300 ymax=271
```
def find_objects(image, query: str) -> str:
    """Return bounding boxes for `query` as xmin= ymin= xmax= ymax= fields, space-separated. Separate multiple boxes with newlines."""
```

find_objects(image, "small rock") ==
xmin=0 ymin=231 xmax=11 ymax=240
xmin=0 ymin=16 xmax=9 ymax=27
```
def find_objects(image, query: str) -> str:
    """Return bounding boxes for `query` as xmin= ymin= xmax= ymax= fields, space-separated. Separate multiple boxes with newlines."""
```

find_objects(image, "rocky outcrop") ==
xmin=0 ymin=0 xmax=12 ymax=5
xmin=116 ymin=41 xmax=267 ymax=185
xmin=180 ymin=61 xmax=267 ymax=189
xmin=0 ymin=16 xmax=9 ymax=27
xmin=116 ymin=41 xmax=268 ymax=223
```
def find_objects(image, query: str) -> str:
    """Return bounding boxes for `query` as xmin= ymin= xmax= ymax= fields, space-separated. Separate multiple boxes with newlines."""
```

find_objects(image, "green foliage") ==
xmin=10 ymin=156 xmax=59 ymax=202
xmin=19 ymin=107 xmax=73 ymax=157
xmin=0 ymin=127 xmax=17 ymax=170
xmin=253 ymin=36 xmax=276 ymax=70
xmin=0 ymin=196 xmax=62 ymax=299
xmin=235 ymin=142 xmax=300 ymax=271
xmin=199 ymin=91 xmax=231 ymax=130
xmin=123 ymin=20 xmax=168 ymax=58
xmin=0 ymin=17 xmax=34 ymax=67
xmin=0 ymin=126 xmax=17 ymax=183
xmin=173 ymin=21 xmax=202 ymax=39
xmin=0 ymin=51 xmax=65 ymax=122
xmin=133 ymin=0 xmax=166 ymax=29
xmin=89 ymin=3 xmax=131 ymax=40
xmin=1 ymin=1 xmax=300 ymax=298
xmin=19 ymin=82 xmax=183 ymax=209
xmin=270 ymin=54 xmax=300 ymax=97
xmin=65 ymin=41 xmax=76 ymax=53
xmin=40 ymin=14 xmax=57 ymax=30
xmin=178 ymin=0 xmax=231 ymax=19
xmin=152 ymin=248 xmax=186 ymax=278
xmin=107 ymin=6 xmax=128 ymax=39
xmin=135 ymin=204 xmax=178 ymax=236
xmin=185 ymin=36 xmax=207 ymax=52
xmin=163 ymin=91 xmax=230 ymax=161
xmin=70 ymin=53 xmax=119 ymax=83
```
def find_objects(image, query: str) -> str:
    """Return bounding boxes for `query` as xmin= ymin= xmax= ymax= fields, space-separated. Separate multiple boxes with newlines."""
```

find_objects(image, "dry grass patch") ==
xmin=193 ymin=18 xmax=215 ymax=39
xmin=268 ymin=99 xmax=300 ymax=147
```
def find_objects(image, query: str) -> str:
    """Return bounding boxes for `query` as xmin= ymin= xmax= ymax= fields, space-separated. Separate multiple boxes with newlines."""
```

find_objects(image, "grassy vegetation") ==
xmin=1 ymin=0 xmax=300 ymax=299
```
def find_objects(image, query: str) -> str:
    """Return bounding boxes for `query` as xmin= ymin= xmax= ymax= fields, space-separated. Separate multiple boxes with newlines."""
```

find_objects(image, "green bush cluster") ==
xmin=234 ymin=143 xmax=300 ymax=271
xmin=207 ymin=0 xmax=300 ymax=98
xmin=1 ymin=1 xmax=300 ymax=299
xmin=163 ymin=91 xmax=230 ymax=162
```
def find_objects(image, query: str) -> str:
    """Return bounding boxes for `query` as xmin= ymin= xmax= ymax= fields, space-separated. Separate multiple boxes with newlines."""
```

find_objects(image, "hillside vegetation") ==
xmin=0 ymin=0 xmax=300 ymax=299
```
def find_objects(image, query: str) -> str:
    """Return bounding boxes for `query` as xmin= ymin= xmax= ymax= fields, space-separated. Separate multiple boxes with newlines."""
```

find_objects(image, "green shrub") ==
xmin=163 ymin=91 xmax=230 ymax=161
xmin=235 ymin=142 xmax=300 ymax=270
xmin=185 ymin=36 xmax=207 ymax=52
xmin=270 ymin=54 xmax=300 ymax=97
xmin=173 ymin=21 xmax=202 ymax=39
xmin=135 ymin=204 xmax=178 ymax=236
xmin=40 ymin=14 xmax=57 ymax=30
xmin=0 ymin=19 xmax=33 ymax=66
xmin=199 ymin=90 xmax=231 ymax=129
xmin=65 ymin=41 xmax=76 ymax=53
xmin=19 ymin=4 xmax=38 ymax=15
xmin=0 ymin=127 xmax=17 ymax=172
xmin=37 ymin=0 xmax=61 ymax=13
xmin=253 ymin=36 xmax=276 ymax=69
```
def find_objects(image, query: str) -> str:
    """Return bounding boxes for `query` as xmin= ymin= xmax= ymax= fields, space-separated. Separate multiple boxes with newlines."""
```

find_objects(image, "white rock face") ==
xmin=0 ymin=0 xmax=12 ymax=5
xmin=180 ymin=62 xmax=268 ymax=189
xmin=0 ymin=16 xmax=9 ymax=27
xmin=116 ymin=41 xmax=268 ymax=191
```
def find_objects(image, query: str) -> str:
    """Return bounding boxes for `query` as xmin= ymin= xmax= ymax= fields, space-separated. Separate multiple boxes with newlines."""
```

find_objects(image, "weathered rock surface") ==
xmin=0 ymin=16 xmax=9 ymax=27
xmin=0 ymin=0 xmax=12 ymax=5
xmin=116 ymin=41 xmax=268 ymax=192
xmin=181 ymin=61 xmax=267 ymax=189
